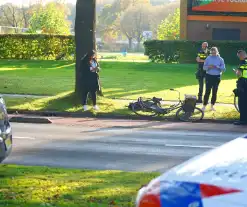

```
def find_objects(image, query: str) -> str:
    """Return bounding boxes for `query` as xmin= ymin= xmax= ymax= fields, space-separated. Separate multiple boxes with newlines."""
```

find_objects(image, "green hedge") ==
xmin=1 ymin=35 xmax=246 ymax=65
xmin=0 ymin=34 xmax=75 ymax=60
xmin=144 ymin=40 xmax=247 ymax=65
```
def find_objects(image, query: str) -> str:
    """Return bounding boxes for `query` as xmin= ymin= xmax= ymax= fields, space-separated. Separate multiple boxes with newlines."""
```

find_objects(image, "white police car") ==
xmin=0 ymin=96 xmax=12 ymax=163
xmin=136 ymin=134 xmax=247 ymax=207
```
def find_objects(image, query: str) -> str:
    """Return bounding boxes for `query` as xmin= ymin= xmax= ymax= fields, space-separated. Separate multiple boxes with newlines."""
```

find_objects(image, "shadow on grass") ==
xmin=102 ymin=89 xmax=149 ymax=99
xmin=6 ymin=91 xmax=129 ymax=117
xmin=5 ymin=90 xmax=239 ymax=122
xmin=0 ymin=60 xmax=237 ymax=100
xmin=99 ymin=62 xmax=237 ymax=99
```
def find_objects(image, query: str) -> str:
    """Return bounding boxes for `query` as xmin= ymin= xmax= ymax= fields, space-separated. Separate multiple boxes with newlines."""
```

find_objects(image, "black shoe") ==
xmin=196 ymin=99 xmax=202 ymax=103
xmin=233 ymin=121 xmax=247 ymax=126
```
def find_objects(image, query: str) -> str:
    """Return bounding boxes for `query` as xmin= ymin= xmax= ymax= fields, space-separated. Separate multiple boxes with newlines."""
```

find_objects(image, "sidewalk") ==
xmin=8 ymin=115 xmax=247 ymax=133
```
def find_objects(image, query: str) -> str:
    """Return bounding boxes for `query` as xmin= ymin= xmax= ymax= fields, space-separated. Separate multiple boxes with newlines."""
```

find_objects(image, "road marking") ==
xmin=98 ymin=128 xmax=243 ymax=138
xmin=13 ymin=136 xmax=215 ymax=149
xmin=165 ymin=144 xmax=215 ymax=149
xmin=14 ymin=136 xmax=36 ymax=140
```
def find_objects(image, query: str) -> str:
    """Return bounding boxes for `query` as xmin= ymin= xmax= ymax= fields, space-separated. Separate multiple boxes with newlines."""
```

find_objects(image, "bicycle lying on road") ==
xmin=128 ymin=89 xmax=204 ymax=122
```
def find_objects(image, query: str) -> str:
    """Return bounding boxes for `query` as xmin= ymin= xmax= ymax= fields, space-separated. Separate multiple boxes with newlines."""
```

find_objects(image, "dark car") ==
xmin=0 ymin=96 xmax=12 ymax=163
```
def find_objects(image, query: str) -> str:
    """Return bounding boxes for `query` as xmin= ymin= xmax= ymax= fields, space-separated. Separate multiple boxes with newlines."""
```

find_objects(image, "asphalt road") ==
xmin=3 ymin=123 xmax=246 ymax=172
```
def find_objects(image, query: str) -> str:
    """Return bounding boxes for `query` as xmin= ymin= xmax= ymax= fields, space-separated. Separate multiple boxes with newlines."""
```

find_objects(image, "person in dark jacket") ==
xmin=233 ymin=50 xmax=247 ymax=125
xmin=196 ymin=42 xmax=210 ymax=103
xmin=80 ymin=50 xmax=100 ymax=111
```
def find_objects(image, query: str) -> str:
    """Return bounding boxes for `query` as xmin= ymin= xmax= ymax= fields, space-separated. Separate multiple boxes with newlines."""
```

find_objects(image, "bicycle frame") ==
xmin=160 ymin=101 xmax=182 ymax=115
xmin=153 ymin=89 xmax=184 ymax=115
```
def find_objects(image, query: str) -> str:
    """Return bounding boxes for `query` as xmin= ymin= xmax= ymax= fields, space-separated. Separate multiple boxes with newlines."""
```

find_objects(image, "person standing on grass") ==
xmin=201 ymin=47 xmax=226 ymax=112
xmin=80 ymin=50 xmax=100 ymax=111
xmin=196 ymin=42 xmax=210 ymax=103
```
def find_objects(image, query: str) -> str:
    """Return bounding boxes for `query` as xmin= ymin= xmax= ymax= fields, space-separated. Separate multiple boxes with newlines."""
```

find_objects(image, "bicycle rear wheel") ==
xmin=234 ymin=95 xmax=239 ymax=113
xmin=131 ymin=101 xmax=158 ymax=117
xmin=176 ymin=107 xmax=204 ymax=122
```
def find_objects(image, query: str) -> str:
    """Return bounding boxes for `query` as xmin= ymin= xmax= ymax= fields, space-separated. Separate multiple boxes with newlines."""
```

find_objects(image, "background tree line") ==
xmin=0 ymin=0 xmax=180 ymax=50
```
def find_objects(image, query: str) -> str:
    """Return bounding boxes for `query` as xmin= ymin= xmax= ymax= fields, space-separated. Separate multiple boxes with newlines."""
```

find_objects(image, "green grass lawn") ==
xmin=0 ymin=60 xmax=238 ymax=104
xmin=0 ymin=165 xmax=159 ymax=207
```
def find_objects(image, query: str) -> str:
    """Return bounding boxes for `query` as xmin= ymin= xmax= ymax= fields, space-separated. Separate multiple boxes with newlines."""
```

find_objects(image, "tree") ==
xmin=67 ymin=3 xmax=76 ymax=28
xmin=120 ymin=2 xmax=151 ymax=50
xmin=97 ymin=3 xmax=120 ymax=42
xmin=74 ymin=0 xmax=96 ymax=97
xmin=97 ymin=0 xmax=150 ymax=44
xmin=21 ymin=6 xmax=32 ymax=28
xmin=157 ymin=8 xmax=180 ymax=40
xmin=0 ymin=3 xmax=27 ymax=32
xmin=149 ymin=1 xmax=180 ymax=38
xmin=97 ymin=0 xmax=133 ymax=42
xmin=29 ymin=2 xmax=70 ymax=34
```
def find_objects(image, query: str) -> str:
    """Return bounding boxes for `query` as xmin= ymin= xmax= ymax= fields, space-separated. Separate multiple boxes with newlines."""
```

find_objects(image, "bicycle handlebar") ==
xmin=170 ymin=89 xmax=181 ymax=101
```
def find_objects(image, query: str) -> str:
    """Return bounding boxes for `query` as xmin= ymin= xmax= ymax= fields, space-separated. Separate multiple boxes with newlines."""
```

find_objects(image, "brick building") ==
xmin=180 ymin=0 xmax=247 ymax=41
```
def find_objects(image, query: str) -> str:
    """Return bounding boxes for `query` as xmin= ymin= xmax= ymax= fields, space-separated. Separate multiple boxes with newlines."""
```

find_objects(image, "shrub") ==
xmin=0 ymin=34 xmax=75 ymax=60
xmin=144 ymin=40 xmax=180 ymax=63
xmin=144 ymin=40 xmax=247 ymax=65
xmin=0 ymin=34 xmax=142 ymax=59
xmin=2 ymin=34 xmax=246 ymax=65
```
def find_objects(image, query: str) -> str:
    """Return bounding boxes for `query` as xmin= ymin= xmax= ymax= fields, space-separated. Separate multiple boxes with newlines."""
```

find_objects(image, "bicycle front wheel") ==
xmin=176 ymin=107 xmax=204 ymax=122
xmin=234 ymin=95 xmax=239 ymax=113
xmin=131 ymin=102 xmax=158 ymax=117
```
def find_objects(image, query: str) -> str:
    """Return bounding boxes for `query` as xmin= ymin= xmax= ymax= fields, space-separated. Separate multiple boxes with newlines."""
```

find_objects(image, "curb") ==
xmin=9 ymin=116 xmax=52 ymax=124
xmin=7 ymin=109 xmax=237 ymax=124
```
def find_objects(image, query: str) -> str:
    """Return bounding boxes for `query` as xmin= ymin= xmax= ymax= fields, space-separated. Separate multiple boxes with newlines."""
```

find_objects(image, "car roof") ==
xmin=159 ymin=135 xmax=247 ymax=191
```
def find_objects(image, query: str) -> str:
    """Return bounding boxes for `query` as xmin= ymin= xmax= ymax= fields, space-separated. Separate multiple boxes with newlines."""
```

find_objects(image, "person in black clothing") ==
xmin=80 ymin=50 xmax=100 ymax=111
xmin=233 ymin=50 xmax=247 ymax=125
xmin=196 ymin=42 xmax=210 ymax=103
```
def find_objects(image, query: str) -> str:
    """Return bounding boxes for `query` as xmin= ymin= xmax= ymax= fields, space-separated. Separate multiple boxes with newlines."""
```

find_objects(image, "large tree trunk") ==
xmin=74 ymin=0 xmax=96 ymax=97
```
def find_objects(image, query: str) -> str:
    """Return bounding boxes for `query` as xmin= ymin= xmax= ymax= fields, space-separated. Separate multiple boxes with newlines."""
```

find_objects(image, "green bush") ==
xmin=0 ymin=34 xmax=75 ymax=60
xmin=0 ymin=34 xmax=143 ymax=59
xmin=144 ymin=40 xmax=180 ymax=63
xmin=144 ymin=40 xmax=247 ymax=65
xmin=2 ymin=34 xmax=246 ymax=65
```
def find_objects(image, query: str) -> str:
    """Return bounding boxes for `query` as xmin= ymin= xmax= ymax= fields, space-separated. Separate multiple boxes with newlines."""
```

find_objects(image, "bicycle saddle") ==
xmin=152 ymin=97 xmax=162 ymax=102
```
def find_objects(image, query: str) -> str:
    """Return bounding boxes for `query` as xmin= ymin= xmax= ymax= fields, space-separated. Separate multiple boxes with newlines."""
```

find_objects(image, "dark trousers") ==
xmin=196 ymin=66 xmax=206 ymax=100
xmin=82 ymin=89 xmax=97 ymax=106
xmin=239 ymin=95 xmax=247 ymax=123
xmin=203 ymin=74 xmax=221 ymax=105
xmin=198 ymin=76 xmax=205 ymax=99
xmin=237 ymin=78 xmax=247 ymax=123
